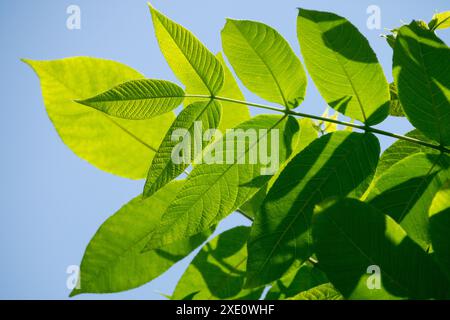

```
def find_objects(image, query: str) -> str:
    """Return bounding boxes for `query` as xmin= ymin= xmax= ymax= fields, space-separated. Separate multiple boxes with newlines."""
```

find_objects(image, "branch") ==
xmin=185 ymin=94 xmax=450 ymax=154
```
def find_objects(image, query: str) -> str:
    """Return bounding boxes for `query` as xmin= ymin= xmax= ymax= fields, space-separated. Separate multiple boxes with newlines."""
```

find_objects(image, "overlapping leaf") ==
xmin=393 ymin=22 xmax=450 ymax=145
xmin=24 ymin=57 xmax=174 ymax=179
xmin=246 ymin=131 xmax=380 ymax=288
xmin=71 ymin=181 xmax=209 ymax=296
xmin=288 ymin=283 xmax=343 ymax=300
xmin=313 ymin=198 xmax=450 ymax=299
xmin=297 ymin=9 xmax=390 ymax=125
xmin=265 ymin=260 xmax=327 ymax=300
xmin=143 ymin=100 xmax=222 ymax=198
xmin=222 ymin=19 xmax=307 ymax=108
xmin=373 ymin=129 xmax=438 ymax=181
xmin=145 ymin=115 xmax=299 ymax=250
xmin=367 ymin=153 xmax=450 ymax=249
xmin=429 ymin=181 xmax=450 ymax=280
xmin=172 ymin=226 xmax=263 ymax=300
xmin=76 ymin=79 xmax=184 ymax=119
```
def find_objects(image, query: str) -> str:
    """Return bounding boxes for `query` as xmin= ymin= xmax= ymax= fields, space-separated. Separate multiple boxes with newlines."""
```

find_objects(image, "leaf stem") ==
xmin=185 ymin=94 xmax=450 ymax=154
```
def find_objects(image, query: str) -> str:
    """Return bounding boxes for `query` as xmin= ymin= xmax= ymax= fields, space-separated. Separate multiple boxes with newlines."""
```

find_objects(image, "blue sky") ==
xmin=0 ymin=0 xmax=448 ymax=299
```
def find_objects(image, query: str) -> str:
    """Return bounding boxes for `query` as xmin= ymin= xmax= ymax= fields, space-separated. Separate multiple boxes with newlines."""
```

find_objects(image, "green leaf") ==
xmin=215 ymin=53 xmax=250 ymax=131
xmin=288 ymin=283 xmax=343 ymax=300
xmin=145 ymin=115 xmax=299 ymax=250
xmin=429 ymin=180 xmax=450 ymax=280
xmin=76 ymin=79 xmax=184 ymax=120
xmin=221 ymin=19 xmax=307 ymax=108
xmin=313 ymin=198 xmax=450 ymax=299
xmin=373 ymin=129 xmax=438 ymax=181
xmin=429 ymin=11 xmax=450 ymax=30
xmin=172 ymin=226 xmax=264 ymax=300
xmin=23 ymin=57 xmax=174 ymax=179
xmin=367 ymin=153 xmax=450 ymax=249
xmin=388 ymin=82 xmax=404 ymax=117
xmin=246 ymin=131 xmax=380 ymax=288
xmin=149 ymin=4 xmax=223 ymax=96
xmin=297 ymin=8 xmax=390 ymax=125
xmin=70 ymin=180 xmax=210 ymax=296
xmin=239 ymin=118 xmax=318 ymax=218
xmin=143 ymin=100 xmax=222 ymax=199
xmin=265 ymin=260 xmax=328 ymax=300
xmin=393 ymin=22 xmax=450 ymax=145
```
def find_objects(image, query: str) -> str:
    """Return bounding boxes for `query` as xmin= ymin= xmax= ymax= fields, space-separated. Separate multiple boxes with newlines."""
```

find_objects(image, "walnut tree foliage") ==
xmin=25 ymin=5 xmax=450 ymax=300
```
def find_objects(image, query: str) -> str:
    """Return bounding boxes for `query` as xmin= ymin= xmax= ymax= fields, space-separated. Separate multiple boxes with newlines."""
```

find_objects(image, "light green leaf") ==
xmin=313 ymin=198 xmax=450 ymax=299
xmin=246 ymin=131 xmax=380 ymax=288
xmin=239 ymin=118 xmax=318 ymax=218
xmin=297 ymin=8 xmax=390 ymax=125
xmin=145 ymin=115 xmax=299 ymax=250
xmin=23 ymin=57 xmax=174 ymax=179
xmin=70 ymin=180 xmax=210 ymax=296
xmin=388 ymin=82 xmax=404 ymax=117
xmin=222 ymin=19 xmax=307 ymax=108
xmin=215 ymin=53 xmax=250 ymax=131
xmin=76 ymin=79 xmax=184 ymax=120
xmin=288 ymin=283 xmax=343 ymax=300
xmin=374 ymin=129 xmax=438 ymax=181
xmin=429 ymin=11 xmax=450 ymax=30
xmin=149 ymin=4 xmax=223 ymax=96
xmin=265 ymin=260 xmax=328 ymax=300
xmin=430 ymin=181 xmax=450 ymax=280
xmin=172 ymin=226 xmax=264 ymax=300
xmin=367 ymin=153 xmax=450 ymax=249
xmin=143 ymin=100 xmax=222 ymax=199
xmin=393 ymin=22 xmax=450 ymax=145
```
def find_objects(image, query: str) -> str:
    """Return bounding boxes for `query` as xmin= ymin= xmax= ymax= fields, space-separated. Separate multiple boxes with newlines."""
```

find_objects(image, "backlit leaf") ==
xmin=23 ymin=57 xmax=174 ymax=179
xmin=297 ymin=9 xmax=390 ymax=125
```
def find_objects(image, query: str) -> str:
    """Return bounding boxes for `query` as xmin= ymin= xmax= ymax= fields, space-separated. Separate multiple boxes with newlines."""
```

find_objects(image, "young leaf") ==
xmin=172 ymin=226 xmax=264 ymax=300
xmin=429 ymin=11 xmax=450 ymax=30
xmin=288 ymin=283 xmax=343 ymax=300
xmin=23 ymin=57 xmax=174 ymax=179
xmin=215 ymin=53 xmax=250 ymax=131
xmin=70 ymin=180 xmax=210 ymax=296
xmin=222 ymin=19 xmax=307 ymax=108
xmin=367 ymin=153 xmax=450 ymax=249
xmin=143 ymin=100 xmax=222 ymax=199
xmin=246 ymin=131 xmax=380 ymax=288
xmin=393 ymin=22 xmax=450 ymax=145
xmin=145 ymin=115 xmax=299 ymax=250
xmin=297 ymin=8 xmax=390 ymax=125
xmin=149 ymin=4 xmax=223 ymax=96
xmin=313 ymin=198 xmax=450 ymax=299
xmin=76 ymin=79 xmax=185 ymax=120
xmin=388 ymin=82 xmax=404 ymax=117
xmin=429 ymin=181 xmax=450 ymax=280
xmin=373 ymin=129 xmax=438 ymax=181
xmin=265 ymin=260 xmax=328 ymax=300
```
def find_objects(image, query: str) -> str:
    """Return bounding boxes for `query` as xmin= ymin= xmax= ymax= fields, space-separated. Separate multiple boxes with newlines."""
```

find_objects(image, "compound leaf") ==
xmin=145 ymin=115 xmax=299 ymax=250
